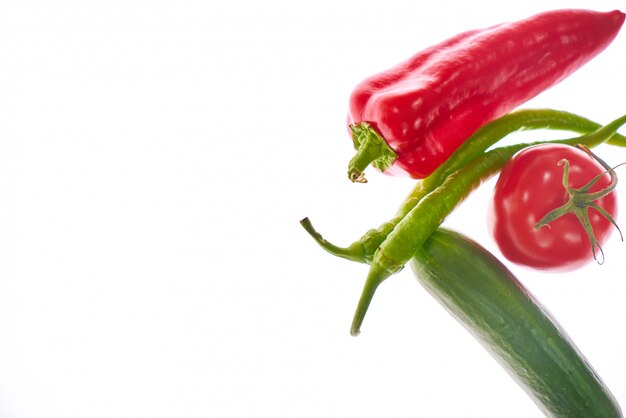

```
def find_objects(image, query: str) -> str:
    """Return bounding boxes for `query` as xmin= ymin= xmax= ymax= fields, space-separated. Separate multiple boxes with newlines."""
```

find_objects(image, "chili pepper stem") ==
xmin=348 ymin=122 xmax=397 ymax=183
xmin=299 ymin=217 xmax=366 ymax=263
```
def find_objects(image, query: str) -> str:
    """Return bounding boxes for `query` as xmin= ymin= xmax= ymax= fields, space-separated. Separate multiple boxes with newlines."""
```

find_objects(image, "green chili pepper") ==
xmin=302 ymin=109 xmax=626 ymax=266
xmin=350 ymin=113 xmax=626 ymax=336
xmin=411 ymin=228 xmax=622 ymax=418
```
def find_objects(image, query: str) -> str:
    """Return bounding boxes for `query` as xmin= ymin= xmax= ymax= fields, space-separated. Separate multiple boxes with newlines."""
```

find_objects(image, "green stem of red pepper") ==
xmin=348 ymin=122 xmax=398 ymax=183
xmin=303 ymin=109 xmax=626 ymax=265
xmin=350 ymin=113 xmax=626 ymax=336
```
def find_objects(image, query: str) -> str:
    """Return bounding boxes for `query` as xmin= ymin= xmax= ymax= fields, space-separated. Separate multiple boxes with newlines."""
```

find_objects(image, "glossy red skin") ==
xmin=348 ymin=9 xmax=625 ymax=179
xmin=488 ymin=144 xmax=617 ymax=272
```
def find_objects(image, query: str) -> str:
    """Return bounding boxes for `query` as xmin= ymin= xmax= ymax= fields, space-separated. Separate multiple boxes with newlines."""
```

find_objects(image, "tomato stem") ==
xmin=534 ymin=150 xmax=623 ymax=264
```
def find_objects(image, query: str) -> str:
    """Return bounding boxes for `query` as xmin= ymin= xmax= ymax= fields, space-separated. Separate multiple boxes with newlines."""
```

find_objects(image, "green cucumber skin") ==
xmin=410 ymin=228 xmax=622 ymax=418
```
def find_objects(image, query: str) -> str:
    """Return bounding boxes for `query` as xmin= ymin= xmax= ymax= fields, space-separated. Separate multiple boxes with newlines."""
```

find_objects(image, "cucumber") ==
xmin=410 ymin=228 xmax=622 ymax=418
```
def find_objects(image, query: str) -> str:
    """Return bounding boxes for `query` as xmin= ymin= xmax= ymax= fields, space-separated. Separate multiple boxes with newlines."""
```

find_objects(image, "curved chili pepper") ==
xmin=347 ymin=9 xmax=625 ymax=182
xmin=350 ymin=113 xmax=626 ymax=336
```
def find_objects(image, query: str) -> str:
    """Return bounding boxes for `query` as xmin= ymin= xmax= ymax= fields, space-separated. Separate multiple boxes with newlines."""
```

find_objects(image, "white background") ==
xmin=1 ymin=1 xmax=625 ymax=417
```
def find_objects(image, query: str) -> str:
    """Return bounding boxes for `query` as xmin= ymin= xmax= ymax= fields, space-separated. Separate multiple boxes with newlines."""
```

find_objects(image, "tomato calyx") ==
xmin=534 ymin=146 xmax=623 ymax=263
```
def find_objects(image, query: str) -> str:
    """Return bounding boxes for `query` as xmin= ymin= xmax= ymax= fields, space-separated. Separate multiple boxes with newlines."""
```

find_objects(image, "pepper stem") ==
xmin=348 ymin=122 xmax=397 ymax=183
xmin=299 ymin=217 xmax=366 ymax=263
xmin=534 ymin=149 xmax=622 ymax=263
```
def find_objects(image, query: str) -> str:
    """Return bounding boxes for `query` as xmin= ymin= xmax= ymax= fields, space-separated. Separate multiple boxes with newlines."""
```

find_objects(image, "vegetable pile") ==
xmin=301 ymin=9 xmax=626 ymax=418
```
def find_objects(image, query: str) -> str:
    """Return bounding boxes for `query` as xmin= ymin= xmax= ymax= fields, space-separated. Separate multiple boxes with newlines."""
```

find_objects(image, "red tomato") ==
xmin=488 ymin=144 xmax=618 ymax=272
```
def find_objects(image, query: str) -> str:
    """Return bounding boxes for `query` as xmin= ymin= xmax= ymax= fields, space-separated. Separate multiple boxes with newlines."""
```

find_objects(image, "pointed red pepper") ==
xmin=347 ymin=9 xmax=625 ymax=182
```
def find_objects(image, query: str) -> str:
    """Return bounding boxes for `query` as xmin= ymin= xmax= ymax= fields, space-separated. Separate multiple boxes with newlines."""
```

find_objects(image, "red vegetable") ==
xmin=347 ymin=9 xmax=625 ymax=182
xmin=488 ymin=144 xmax=619 ymax=271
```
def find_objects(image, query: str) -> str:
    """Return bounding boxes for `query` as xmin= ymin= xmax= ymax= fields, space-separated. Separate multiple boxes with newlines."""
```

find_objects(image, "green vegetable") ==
xmin=411 ymin=228 xmax=622 ymax=418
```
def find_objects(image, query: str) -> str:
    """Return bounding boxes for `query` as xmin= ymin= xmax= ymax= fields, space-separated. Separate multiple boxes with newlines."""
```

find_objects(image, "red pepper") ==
xmin=347 ymin=9 xmax=625 ymax=182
